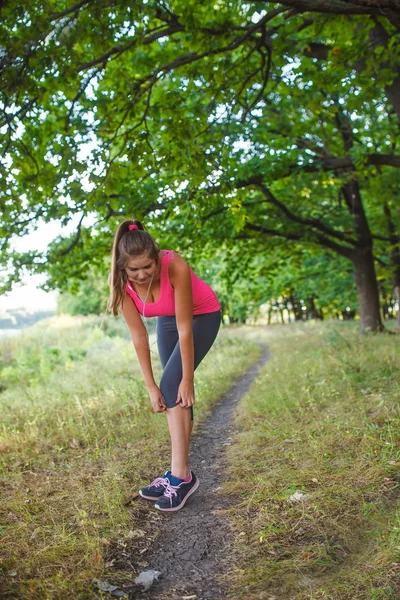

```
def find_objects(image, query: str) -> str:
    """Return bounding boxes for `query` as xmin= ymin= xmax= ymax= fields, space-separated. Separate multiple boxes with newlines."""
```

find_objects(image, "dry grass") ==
xmin=221 ymin=322 xmax=400 ymax=600
xmin=0 ymin=315 xmax=260 ymax=599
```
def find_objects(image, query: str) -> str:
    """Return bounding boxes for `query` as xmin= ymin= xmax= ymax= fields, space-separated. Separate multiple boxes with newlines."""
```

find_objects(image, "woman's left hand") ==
xmin=176 ymin=379 xmax=195 ymax=408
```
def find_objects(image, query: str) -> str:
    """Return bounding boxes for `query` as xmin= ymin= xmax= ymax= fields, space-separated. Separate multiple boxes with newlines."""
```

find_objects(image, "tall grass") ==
xmin=0 ymin=315 xmax=260 ymax=599
xmin=222 ymin=322 xmax=400 ymax=600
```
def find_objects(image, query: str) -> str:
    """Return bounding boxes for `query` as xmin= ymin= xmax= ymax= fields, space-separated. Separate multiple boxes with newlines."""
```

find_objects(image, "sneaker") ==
xmin=139 ymin=471 xmax=172 ymax=500
xmin=154 ymin=470 xmax=199 ymax=512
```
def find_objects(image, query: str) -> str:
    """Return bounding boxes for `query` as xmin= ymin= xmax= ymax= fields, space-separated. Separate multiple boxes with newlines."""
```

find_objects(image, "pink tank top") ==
xmin=125 ymin=250 xmax=220 ymax=317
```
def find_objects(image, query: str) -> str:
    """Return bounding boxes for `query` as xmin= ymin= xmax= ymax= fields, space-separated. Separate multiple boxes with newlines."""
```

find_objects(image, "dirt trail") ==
xmin=131 ymin=343 xmax=270 ymax=600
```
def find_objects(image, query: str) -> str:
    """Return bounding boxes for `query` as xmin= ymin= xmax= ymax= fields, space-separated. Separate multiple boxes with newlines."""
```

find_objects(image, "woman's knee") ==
xmin=159 ymin=375 xmax=180 ymax=409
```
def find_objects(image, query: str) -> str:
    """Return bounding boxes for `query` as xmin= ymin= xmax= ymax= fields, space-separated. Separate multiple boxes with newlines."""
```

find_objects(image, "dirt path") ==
xmin=128 ymin=343 xmax=270 ymax=600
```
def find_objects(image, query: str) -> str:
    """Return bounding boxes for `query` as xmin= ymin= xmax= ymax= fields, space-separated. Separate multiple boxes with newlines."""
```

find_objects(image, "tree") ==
xmin=1 ymin=1 xmax=399 ymax=331
xmin=57 ymin=267 xmax=109 ymax=315
xmin=194 ymin=240 xmax=360 ymax=323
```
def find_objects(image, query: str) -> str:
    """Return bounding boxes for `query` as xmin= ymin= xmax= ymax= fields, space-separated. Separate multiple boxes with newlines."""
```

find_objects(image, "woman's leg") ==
xmin=156 ymin=316 xmax=179 ymax=369
xmin=165 ymin=405 xmax=192 ymax=479
xmin=157 ymin=317 xmax=190 ymax=477
xmin=158 ymin=311 xmax=221 ymax=479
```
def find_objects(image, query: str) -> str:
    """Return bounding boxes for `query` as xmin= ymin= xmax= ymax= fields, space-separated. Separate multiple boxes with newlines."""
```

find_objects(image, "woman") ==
xmin=108 ymin=220 xmax=221 ymax=512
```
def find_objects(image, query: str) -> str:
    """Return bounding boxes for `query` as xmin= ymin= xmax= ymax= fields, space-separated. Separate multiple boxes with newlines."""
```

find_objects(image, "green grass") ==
xmin=0 ymin=315 xmax=260 ymax=599
xmin=221 ymin=322 xmax=400 ymax=600
xmin=3 ymin=317 xmax=399 ymax=599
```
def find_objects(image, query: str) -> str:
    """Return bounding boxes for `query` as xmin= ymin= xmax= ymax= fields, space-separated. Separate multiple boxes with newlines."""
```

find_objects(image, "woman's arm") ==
xmin=121 ymin=294 xmax=166 ymax=412
xmin=169 ymin=254 xmax=194 ymax=407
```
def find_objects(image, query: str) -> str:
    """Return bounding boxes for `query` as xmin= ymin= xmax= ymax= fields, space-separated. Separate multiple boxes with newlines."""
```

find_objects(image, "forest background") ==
xmin=1 ymin=0 xmax=400 ymax=329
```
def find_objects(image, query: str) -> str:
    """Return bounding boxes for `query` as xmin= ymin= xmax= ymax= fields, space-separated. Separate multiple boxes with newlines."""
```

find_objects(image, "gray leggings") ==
xmin=157 ymin=310 xmax=221 ymax=420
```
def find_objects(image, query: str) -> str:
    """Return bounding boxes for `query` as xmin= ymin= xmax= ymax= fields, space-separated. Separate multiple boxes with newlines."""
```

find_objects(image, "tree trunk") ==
xmin=308 ymin=294 xmax=323 ymax=320
xmin=352 ymin=248 xmax=383 ymax=332
xmin=383 ymin=201 xmax=400 ymax=328
xmin=341 ymin=309 xmax=356 ymax=320
xmin=289 ymin=292 xmax=303 ymax=321
xmin=380 ymin=284 xmax=390 ymax=321
xmin=335 ymin=106 xmax=383 ymax=332
xmin=368 ymin=20 xmax=400 ymax=128
xmin=395 ymin=285 xmax=400 ymax=328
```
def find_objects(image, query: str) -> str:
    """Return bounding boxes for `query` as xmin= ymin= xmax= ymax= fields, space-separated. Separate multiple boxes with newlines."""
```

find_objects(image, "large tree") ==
xmin=1 ymin=1 xmax=399 ymax=331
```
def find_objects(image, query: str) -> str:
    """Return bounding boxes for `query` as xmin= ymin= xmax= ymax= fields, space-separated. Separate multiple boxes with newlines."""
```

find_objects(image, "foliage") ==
xmin=57 ymin=267 xmax=110 ymax=316
xmin=194 ymin=240 xmax=359 ymax=322
xmin=1 ymin=1 xmax=399 ymax=329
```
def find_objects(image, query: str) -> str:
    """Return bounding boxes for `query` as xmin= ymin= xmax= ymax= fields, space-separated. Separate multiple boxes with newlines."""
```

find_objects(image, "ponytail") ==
xmin=107 ymin=219 xmax=160 ymax=316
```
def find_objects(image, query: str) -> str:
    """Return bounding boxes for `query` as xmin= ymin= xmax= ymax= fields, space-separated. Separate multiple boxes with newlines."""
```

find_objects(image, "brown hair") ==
xmin=108 ymin=219 xmax=160 ymax=316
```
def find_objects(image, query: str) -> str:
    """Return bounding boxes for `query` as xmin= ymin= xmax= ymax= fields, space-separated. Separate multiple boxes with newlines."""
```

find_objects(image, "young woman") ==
xmin=108 ymin=219 xmax=221 ymax=512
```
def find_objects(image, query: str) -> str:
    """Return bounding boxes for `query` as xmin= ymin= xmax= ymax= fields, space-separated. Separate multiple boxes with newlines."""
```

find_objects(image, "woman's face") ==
xmin=125 ymin=253 xmax=159 ymax=286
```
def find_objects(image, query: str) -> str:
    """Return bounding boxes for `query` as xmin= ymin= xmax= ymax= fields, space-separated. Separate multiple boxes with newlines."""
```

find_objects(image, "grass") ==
xmin=2 ymin=317 xmax=399 ymax=599
xmin=221 ymin=322 xmax=400 ymax=600
xmin=0 ymin=314 xmax=261 ymax=599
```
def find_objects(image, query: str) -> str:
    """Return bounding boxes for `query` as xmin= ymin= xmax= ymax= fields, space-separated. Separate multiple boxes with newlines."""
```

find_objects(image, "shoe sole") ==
xmin=154 ymin=478 xmax=200 ymax=512
xmin=139 ymin=490 xmax=165 ymax=500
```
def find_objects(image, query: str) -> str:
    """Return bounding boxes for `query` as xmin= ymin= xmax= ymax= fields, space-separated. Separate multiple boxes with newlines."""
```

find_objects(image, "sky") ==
xmin=0 ymin=219 xmax=79 ymax=313
xmin=0 ymin=274 xmax=57 ymax=312
xmin=1 ymin=135 xmax=100 ymax=314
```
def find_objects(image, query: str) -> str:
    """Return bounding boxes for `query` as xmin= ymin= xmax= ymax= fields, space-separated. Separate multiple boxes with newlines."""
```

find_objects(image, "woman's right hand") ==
xmin=148 ymin=385 xmax=167 ymax=413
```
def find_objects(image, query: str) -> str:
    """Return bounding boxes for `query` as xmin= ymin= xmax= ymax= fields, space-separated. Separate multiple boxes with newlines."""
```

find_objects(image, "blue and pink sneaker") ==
xmin=139 ymin=471 xmax=172 ymax=500
xmin=154 ymin=470 xmax=199 ymax=512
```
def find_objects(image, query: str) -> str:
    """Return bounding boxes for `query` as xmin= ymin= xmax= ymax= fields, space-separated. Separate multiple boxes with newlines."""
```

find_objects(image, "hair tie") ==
xmin=128 ymin=224 xmax=138 ymax=231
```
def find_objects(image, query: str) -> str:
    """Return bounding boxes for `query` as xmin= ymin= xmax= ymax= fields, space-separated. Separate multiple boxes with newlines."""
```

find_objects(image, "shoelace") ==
xmin=163 ymin=481 xmax=179 ymax=505
xmin=150 ymin=476 xmax=170 ymax=489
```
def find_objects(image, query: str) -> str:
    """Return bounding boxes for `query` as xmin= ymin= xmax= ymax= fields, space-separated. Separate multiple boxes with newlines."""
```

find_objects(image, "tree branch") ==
xmin=50 ymin=0 xmax=93 ymax=21
xmin=244 ymin=222 xmax=303 ymax=240
xmin=78 ymin=8 xmax=284 ymax=80
xmin=59 ymin=213 xmax=85 ymax=256
xmin=297 ymin=19 xmax=400 ymax=123
xmin=199 ymin=177 xmax=358 ymax=255
xmin=304 ymin=42 xmax=331 ymax=59
xmin=246 ymin=222 xmax=355 ymax=258
xmin=77 ymin=23 xmax=184 ymax=72
xmin=372 ymin=233 xmax=391 ymax=242
xmin=256 ymin=0 xmax=400 ymax=17
xmin=64 ymin=68 xmax=102 ymax=130
xmin=234 ymin=177 xmax=359 ymax=245
xmin=294 ymin=153 xmax=400 ymax=173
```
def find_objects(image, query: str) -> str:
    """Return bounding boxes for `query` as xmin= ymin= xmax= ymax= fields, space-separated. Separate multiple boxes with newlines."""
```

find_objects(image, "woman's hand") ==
xmin=176 ymin=379 xmax=195 ymax=408
xmin=148 ymin=386 xmax=167 ymax=413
